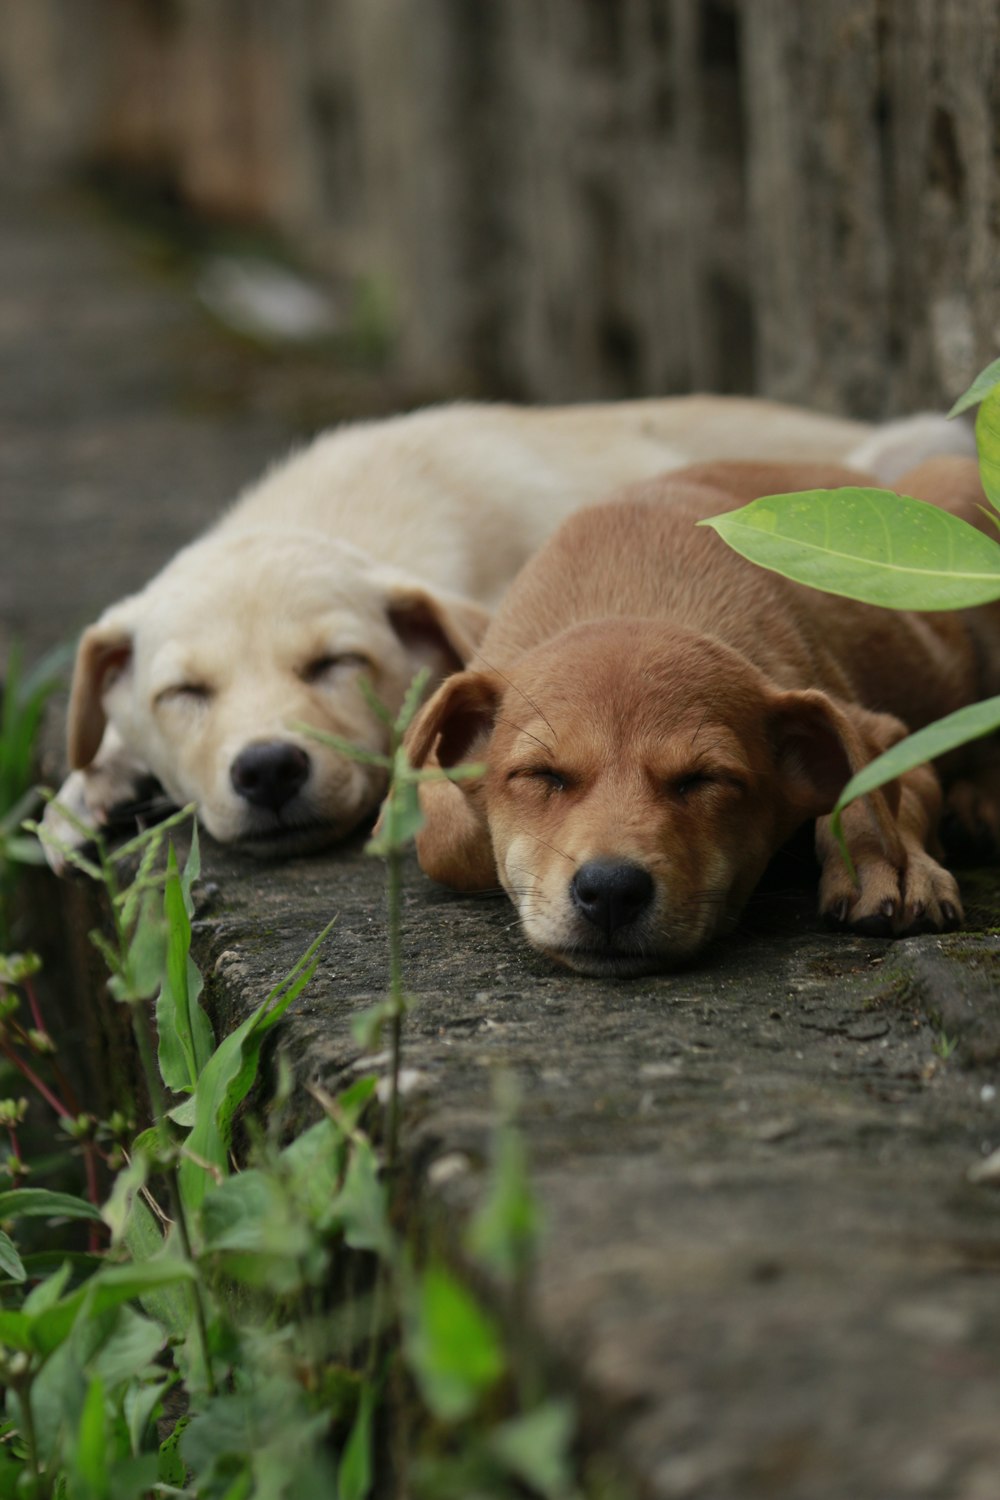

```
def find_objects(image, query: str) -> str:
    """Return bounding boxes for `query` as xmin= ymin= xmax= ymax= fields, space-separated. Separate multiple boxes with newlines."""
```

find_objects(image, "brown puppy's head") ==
xmin=406 ymin=618 xmax=870 ymax=975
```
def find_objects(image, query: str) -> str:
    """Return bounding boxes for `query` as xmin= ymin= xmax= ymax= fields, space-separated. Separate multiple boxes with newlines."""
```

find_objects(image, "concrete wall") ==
xmin=2 ymin=0 xmax=996 ymax=413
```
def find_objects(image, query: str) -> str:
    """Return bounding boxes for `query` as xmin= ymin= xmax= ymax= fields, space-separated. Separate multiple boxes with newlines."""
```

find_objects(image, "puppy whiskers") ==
xmin=495 ymin=717 xmax=554 ymax=754
xmin=518 ymin=827 xmax=575 ymax=865
xmin=469 ymin=647 xmax=556 ymax=740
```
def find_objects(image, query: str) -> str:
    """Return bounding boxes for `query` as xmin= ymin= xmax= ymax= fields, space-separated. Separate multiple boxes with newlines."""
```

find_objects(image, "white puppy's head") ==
xmin=67 ymin=528 xmax=489 ymax=851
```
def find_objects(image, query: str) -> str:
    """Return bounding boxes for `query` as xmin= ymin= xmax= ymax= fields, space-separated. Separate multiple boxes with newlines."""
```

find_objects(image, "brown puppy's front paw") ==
xmin=819 ymin=848 xmax=963 ymax=937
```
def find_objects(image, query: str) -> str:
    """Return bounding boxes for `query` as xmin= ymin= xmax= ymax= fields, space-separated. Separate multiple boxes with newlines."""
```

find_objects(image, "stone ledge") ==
xmin=104 ymin=830 xmax=998 ymax=1499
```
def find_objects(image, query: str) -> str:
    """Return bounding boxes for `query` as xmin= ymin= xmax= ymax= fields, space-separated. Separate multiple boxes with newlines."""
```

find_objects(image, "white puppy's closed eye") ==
xmin=300 ymin=653 xmax=369 ymax=684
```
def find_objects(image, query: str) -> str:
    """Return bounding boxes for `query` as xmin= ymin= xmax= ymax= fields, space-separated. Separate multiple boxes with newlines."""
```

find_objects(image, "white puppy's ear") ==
xmin=376 ymin=571 xmax=491 ymax=679
xmin=67 ymin=612 xmax=136 ymax=769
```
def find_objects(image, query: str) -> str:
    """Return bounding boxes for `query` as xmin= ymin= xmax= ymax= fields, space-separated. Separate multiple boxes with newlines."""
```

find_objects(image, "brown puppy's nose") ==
xmin=230 ymin=742 xmax=310 ymax=811
xmin=571 ymin=859 xmax=654 ymax=936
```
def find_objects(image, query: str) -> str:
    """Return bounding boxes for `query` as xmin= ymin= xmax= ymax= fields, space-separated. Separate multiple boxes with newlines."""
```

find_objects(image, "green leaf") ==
xmin=122 ymin=1209 xmax=189 ymax=1338
xmin=101 ymin=1151 xmax=150 ymax=1247
xmin=466 ymin=1119 xmax=540 ymax=1283
xmin=199 ymin=1170 xmax=319 ymax=1289
xmin=489 ymin=1400 xmax=576 ymax=1500
xmin=351 ymin=999 xmax=396 ymax=1051
xmin=405 ymin=1263 xmax=505 ymax=1422
xmin=23 ymin=1261 xmax=73 ymax=1315
xmin=108 ymin=891 xmax=167 ymax=1003
xmin=157 ymin=1415 xmax=190 ymax=1487
xmin=701 ymin=487 xmax=1000 ymax=609
xmin=71 ymin=1376 xmax=109 ymax=1499
xmin=3 ymin=836 xmax=46 ymax=866
xmin=293 ymin=722 xmax=391 ymax=769
xmin=168 ymin=1096 xmax=198 ymax=1128
xmin=124 ymin=1374 xmax=173 ymax=1457
xmin=394 ymin=667 xmax=432 ymax=735
xmin=331 ymin=1139 xmax=394 ymax=1259
xmin=281 ymin=1116 xmax=352 ymax=1227
xmin=831 ymin=693 xmax=1000 ymax=851
xmin=0 ymin=1309 xmax=32 ymax=1350
xmin=110 ymin=803 xmax=196 ymax=865
xmin=948 ymin=356 xmax=1000 ymax=416
xmin=365 ymin=757 xmax=424 ymax=856
xmin=338 ymin=1381 xmax=375 ymax=1500
xmin=0 ymin=1230 xmax=25 ymax=1282
xmin=0 ymin=1187 xmax=103 ymax=1223
xmin=178 ymin=920 xmax=335 ymax=1211
xmin=90 ymin=1305 xmax=165 ymax=1391
xmin=29 ymin=1259 xmax=198 ymax=1357
xmin=976 ymin=385 xmax=1000 ymax=511
xmin=157 ymin=842 xmax=214 ymax=1094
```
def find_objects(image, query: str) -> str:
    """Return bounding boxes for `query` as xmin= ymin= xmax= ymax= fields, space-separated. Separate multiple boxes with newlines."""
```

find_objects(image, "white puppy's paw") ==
xmin=847 ymin=412 xmax=976 ymax=486
xmin=40 ymin=770 xmax=103 ymax=874
xmin=40 ymin=744 xmax=164 ymax=875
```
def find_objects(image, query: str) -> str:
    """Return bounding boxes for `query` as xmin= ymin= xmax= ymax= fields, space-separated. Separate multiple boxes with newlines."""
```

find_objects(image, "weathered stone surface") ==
xmin=5 ymin=178 xmax=1000 ymax=1499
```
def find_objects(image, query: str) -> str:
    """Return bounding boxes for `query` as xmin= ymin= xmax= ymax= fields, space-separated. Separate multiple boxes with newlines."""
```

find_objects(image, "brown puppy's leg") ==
xmin=816 ymin=761 xmax=962 ymax=936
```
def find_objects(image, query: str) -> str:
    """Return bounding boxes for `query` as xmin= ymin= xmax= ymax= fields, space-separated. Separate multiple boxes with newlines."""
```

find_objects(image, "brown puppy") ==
xmin=403 ymin=457 xmax=1000 ymax=976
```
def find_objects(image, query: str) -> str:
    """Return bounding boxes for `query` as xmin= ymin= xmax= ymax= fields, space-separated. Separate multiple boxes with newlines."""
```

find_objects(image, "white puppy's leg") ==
xmin=41 ymin=726 xmax=163 ymax=874
xmin=846 ymin=412 xmax=976 ymax=485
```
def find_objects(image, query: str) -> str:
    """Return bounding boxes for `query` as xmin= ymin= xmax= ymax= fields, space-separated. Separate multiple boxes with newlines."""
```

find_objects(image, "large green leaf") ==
xmin=949 ymin=356 xmax=1000 ymax=416
xmin=831 ymin=694 xmax=1000 ymax=850
xmin=976 ymin=386 xmax=1000 ymax=511
xmin=701 ymin=487 xmax=1000 ymax=609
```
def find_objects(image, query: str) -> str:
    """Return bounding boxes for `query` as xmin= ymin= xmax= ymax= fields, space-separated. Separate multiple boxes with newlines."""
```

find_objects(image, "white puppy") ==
xmin=44 ymin=397 xmax=971 ymax=863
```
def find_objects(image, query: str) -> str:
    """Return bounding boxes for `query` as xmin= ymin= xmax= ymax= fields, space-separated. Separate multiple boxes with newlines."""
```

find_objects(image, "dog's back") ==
xmin=479 ymin=460 xmax=983 ymax=734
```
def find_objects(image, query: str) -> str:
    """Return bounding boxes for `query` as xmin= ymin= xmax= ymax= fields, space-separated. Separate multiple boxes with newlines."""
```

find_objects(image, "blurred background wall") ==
xmin=2 ymin=0 xmax=997 ymax=416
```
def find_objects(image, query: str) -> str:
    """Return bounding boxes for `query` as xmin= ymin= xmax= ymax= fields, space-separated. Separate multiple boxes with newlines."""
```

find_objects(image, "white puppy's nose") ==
xmin=230 ymin=741 xmax=310 ymax=812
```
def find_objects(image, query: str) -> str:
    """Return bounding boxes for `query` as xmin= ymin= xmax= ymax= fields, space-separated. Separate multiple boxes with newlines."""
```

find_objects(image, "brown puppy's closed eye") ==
xmin=405 ymin=459 xmax=995 ymax=975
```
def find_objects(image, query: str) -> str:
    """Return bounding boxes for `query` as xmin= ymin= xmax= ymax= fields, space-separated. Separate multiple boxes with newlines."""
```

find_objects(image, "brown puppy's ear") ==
xmin=67 ymin=617 xmax=135 ymax=769
xmin=768 ymin=689 xmax=907 ymax=829
xmin=379 ymin=573 xmax=492 ymax=679
xmin=405 ymin=671 xmax=503 ymax=891
xmin=405 ymin=669 xmax=503 ymax=770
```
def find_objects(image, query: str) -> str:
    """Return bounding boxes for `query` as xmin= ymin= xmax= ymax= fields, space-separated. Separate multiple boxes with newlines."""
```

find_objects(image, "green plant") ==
xmin=0 ymin=645 xmax=69 ymax=944
xmin=702 ymin=359 xmax=1000 ymax=855
xmin=302 ymin=672 xmax=578 ymax=1498
xmin=0 ymin=676 xmax=582 ymax=1498
xmin=932 ymin=1030 xmax=959 ymax=1062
